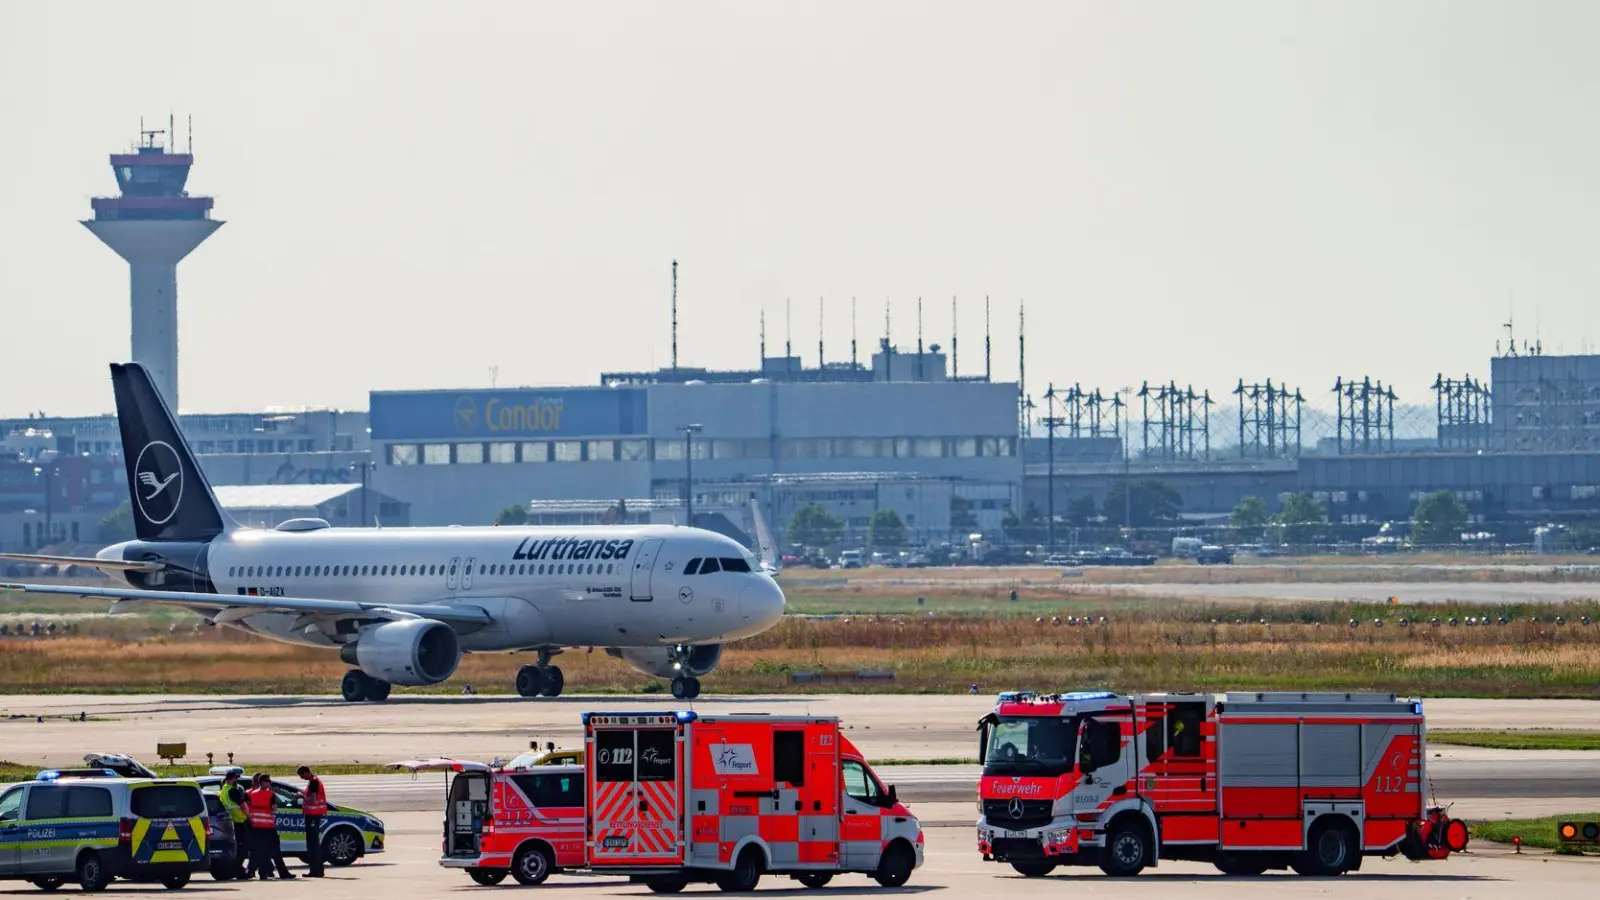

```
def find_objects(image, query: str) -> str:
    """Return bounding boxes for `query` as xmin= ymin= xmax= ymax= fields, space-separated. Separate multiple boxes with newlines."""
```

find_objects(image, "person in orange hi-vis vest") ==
xmin=299 ymin=766 xmax=328 ymax=877
xmin=247 ymin=773 xmax=296 ymax=880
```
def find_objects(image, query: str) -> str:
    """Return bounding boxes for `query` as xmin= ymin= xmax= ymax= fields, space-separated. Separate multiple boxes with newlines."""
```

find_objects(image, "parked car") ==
xmin=1196 ymin=544 xmax=1235 ymax=565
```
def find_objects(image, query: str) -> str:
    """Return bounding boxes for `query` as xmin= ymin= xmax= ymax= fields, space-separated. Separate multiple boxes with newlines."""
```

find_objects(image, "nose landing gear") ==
xmin=670 ymin=676 xmax=701 ymax=700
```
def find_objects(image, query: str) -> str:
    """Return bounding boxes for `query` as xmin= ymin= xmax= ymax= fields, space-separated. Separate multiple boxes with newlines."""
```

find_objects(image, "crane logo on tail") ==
xmin=132 ymin=441 xmax=184 ymax=526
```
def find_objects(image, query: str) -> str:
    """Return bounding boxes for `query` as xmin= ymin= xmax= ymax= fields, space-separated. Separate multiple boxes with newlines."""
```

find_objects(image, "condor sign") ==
xmin=370 ymin=387 xmax=649 ymax=440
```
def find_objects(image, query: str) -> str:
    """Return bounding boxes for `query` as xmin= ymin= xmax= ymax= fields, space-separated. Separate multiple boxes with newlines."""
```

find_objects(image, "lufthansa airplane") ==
xmin=0 ymin=363 xmax=787 ymax=702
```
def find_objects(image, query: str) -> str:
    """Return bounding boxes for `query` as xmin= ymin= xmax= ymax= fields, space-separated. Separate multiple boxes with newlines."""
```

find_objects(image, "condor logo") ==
xmin=512 ymin=537 xmax=634 ymax=562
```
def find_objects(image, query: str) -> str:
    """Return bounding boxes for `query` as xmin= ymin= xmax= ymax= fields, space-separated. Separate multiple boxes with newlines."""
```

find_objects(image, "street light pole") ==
xmin=1042 ymin=384 xmax=1064 ymax=552
xmin=678 ymin=424 xmax=703 ymax=527
xmin=350 ymin=460 xmax=376 ymax=526
xmin=1119 ymin=387 xmax=1134 ymax=539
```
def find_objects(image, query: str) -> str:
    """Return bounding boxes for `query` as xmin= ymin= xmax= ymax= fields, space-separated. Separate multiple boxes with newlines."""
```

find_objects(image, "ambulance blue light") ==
xmin=36 ymin=770 xmax=60 ymax=781
xmin=674 ymin=711 xmax=698 ymax=723
xmin=1412 ymin=701 xmax=1424 ymax=716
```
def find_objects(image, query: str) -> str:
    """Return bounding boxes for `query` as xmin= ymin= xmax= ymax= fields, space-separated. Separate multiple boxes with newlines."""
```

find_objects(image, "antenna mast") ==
xmin=670 ymin=260 xmax=678 ymax=370
xmin=850 ymin=297 xmax=858 ymax=368
xmin=984 ymin=295 xmax=992 ymax=381
xmin=951 ymin=295 xmax=958 ymax=379
xmin=785 ymin=297 xmax=793 ymax=378
xmin=1018 ymin=301 xmax=1027 ymax=436
xmin=916 ymin=297 xmax=924 ymax=381
xmin=760 ymin=308 xmax=766 ymax=365
xmin=818 ymin=297 xmax=825 ymax=369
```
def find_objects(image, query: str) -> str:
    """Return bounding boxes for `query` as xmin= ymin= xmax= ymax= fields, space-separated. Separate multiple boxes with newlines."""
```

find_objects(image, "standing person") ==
xmin=247 ymin=773 xmax=297 ymax=880
xmin=297 ymin=766 xmax=327 ymax=877
xmin=219 ymin=770 xmax=252 ymax=879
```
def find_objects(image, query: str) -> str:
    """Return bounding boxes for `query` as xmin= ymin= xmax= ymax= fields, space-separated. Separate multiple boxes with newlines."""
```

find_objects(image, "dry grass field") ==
xmin=3 ymin=582 xmax=1597 ymax=697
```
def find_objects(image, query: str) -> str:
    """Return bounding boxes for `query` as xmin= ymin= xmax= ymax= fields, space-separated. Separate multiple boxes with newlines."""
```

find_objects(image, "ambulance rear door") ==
xmin=587 ymin=714 xmax=685 ymax=867
xmin=388 ymin=758 xmax=492 ymax=859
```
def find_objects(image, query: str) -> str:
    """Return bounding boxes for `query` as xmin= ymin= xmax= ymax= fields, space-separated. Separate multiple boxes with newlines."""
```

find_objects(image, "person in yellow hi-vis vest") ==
xmin=218 ymin=769 xmax=252 ymax=879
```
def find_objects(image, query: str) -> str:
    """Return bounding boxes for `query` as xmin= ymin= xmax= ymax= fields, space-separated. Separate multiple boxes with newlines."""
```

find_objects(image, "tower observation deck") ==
xmin=83 ymin=118 xmax=223 ymax=411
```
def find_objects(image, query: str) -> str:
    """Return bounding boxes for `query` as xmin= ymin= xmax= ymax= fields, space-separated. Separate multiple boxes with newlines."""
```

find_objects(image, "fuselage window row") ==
xmin=226 ymin=562 xmax=618 ymax=579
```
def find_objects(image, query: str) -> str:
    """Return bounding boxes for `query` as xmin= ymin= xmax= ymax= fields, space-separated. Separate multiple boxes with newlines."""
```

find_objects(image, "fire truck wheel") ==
xmin=716 ymin=846 xmax=765 ymax=892
xmin=1294 ymin=818 xmax=1355 ymax=876
xmin=467 ymin=869 xmax=507 ymax=886
xmin=873 ymin=842 xmax=916 ymax=888
xmin=795 ymin=872 xmax=833 ymax=888
xmin=1010 ymin=861 xmax=1057 ymax=877
xmin=511 ymin=845 xmax=554 ymax=886
xmin=516 ymin=665 xmax=547 ymax=698
xmin=645 ymin=875 xmax=688 ymax=893
xmin=1098 ymin=819 xmax=1152 ymax=877
xmin=542 ymin=666 xmax=565 ymax=697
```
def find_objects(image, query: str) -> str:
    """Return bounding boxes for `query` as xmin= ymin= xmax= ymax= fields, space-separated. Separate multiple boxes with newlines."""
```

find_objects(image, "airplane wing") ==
xmin=0 ymin=581 xmax=492 ymax=627
xmin=0 ymin=553 xmax=164 ymax=573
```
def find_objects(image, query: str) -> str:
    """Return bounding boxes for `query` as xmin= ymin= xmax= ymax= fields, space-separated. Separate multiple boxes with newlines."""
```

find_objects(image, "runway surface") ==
xmin=3 ymin=693 xmax=1597 ymax=817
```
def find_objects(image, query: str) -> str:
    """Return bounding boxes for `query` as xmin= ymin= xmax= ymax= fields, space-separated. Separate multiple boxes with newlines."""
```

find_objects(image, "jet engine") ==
xmin=344 ymin=619 xmax=462 ymax=686
xmin=608 ymin=644 xmax=723 ymax=679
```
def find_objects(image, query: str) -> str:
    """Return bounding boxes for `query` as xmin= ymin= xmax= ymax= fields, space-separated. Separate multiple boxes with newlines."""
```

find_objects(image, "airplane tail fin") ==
xmin=110 ymin=362 xmax=236 ymax=542
xmin=749 ymin=498 xmax=780 ymax=575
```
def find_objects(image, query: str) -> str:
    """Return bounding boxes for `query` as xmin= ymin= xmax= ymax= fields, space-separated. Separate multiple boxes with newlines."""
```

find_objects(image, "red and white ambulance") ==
xmin=582 ymin=710 xmax=924 ymax=893
xmin=391 ymin=757 xmax=586 ymax=887
xmin=976 ymin=690 xmax=1468 ymax=878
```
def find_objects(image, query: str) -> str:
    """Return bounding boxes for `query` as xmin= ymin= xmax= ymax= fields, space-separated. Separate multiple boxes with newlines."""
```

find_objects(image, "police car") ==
xmin=194 ymin=772 xmax=385 ymax=867
xmin=0 ymin=770 xmax=210 ymax=891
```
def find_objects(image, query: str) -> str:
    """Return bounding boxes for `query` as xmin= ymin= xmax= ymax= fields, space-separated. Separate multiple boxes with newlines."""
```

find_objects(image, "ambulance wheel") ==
xmin=1010 ymin=861 xmax=1057 ymax=877
xmin=671 ymin=676 xmax=702 ymax=700
xmin=716 ymin=846 xmax=765 ymax=892
xmin=511 ymin=845 xmax=553 ymax=886
xmin=1293 ymin=819 xmax=1354 ymax=876
xmin=645 ymin=875 xmax=688 ymax=893
xmin=541 ymin=666 xmax=565 ymax=697
xmin=75 ymin=852 xmax=111 ymax=893
xmin=1098 ymin=819 xmax=1152 ymax=877
xmin=30 ymin=878 xmax=65 ymax=891
xmin=873 ymin=842 xmax=915 ymax=888
xmin=795 ymin=872 xmax=833 ymax=888
xmin=516 ymin=665 xmax=547 ymax=698
xmin=468 ymin=869 xmax=507 ymax=886
xmin=160 ymin=873 xmax=190 ymax=890
xmin=341 ymin=669 xmax=370 ymax=702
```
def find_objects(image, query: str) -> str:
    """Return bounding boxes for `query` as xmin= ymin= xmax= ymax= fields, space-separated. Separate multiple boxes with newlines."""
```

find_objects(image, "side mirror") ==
xmin=885 ymin=784 xmax=898 ymax=806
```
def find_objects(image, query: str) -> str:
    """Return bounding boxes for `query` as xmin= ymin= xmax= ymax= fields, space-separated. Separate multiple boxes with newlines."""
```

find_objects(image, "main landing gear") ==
xmin=670 ymin=676 xmax=701 ymax=700
xmin=515 ymin=664 xmax=565 ymax=698
xmin=341 ymin=669 xmax=392 ymax=703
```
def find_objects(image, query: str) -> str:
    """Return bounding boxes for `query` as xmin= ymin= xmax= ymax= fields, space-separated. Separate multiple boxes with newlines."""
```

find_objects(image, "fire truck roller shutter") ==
xmin=1217 ymin=722 xmax=1302 ymax=848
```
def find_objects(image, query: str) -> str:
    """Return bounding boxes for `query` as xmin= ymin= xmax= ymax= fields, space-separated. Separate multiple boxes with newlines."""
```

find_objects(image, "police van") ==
xmin=0 ymin=770 xmax=210 ymax=891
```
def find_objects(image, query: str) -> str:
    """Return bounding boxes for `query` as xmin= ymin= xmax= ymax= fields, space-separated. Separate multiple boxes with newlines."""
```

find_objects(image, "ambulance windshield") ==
xmin=983 ymin=716 xmax=1076 ymax=777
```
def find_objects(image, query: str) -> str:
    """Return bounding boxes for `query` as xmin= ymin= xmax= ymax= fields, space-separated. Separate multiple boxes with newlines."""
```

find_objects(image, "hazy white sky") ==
xmin=3 ymin=1 xmax=1598 ymax=417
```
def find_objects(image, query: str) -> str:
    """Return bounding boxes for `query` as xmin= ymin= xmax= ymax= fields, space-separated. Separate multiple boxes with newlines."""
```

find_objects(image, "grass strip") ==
xmin=1471 ymin=813 xmax=1600 ymax=852
xmin=1429 ymin=730 xmax=1600 ymax=751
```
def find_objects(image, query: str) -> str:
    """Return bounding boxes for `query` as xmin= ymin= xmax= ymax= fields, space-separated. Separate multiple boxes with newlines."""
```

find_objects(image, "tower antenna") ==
xmin=670 ymin=259 xmax=678 ymax=370
xmin=884 ymin=298 xmax=892 ymax=382
xmin=785 ymin=297 xmax=793 ymax=378
xmin=760 ymin=308 xmax=766 ymax=366
xmin=818 ymin=297 xmax=825 ymax=369
xmin=951 ymin=295 xmax=958 ymax=379
xmin=984 ymin=295 xmax=992 ymax=381
xmin=916 ymin=296 xmax=924 ymax=381
xmin=850 ymin=296 xmax=858 ymax=368
xmin=1018 ymin=301 xmax=1027 ymax=435
xmin=187 ymin=115 xmax=192 ymax=153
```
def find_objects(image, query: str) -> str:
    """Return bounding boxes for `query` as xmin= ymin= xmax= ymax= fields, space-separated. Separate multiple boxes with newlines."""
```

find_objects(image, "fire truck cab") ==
xmin=977 ymin=690 xmax=1466 ymax=878
xmin=392 ymin=757 xmax=585 ymax=887
xmin=583 ymin=711 xmax=924 ymax=893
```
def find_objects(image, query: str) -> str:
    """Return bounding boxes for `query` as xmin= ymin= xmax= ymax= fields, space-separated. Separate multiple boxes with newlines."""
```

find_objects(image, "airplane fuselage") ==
xmin=105 ymin=522 xmax=785 ymax=653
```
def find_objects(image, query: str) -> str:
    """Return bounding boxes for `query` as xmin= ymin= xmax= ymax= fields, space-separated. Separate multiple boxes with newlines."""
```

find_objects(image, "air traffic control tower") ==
xmin=83 ymin=120 xmax=223 ymax=411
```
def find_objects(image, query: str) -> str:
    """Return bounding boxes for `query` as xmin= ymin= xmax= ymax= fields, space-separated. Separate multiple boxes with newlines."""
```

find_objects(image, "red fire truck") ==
xmin=582 ymin=711 xmax=924 ymax=893
xmin=976 ymin=690 xmax=1468 ymax=878
xmin=392 ymin=757 xmax=586 ymax=886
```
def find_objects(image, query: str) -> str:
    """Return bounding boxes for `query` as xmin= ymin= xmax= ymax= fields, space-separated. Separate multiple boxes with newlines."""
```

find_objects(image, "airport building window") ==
xmin=238 ymin=440 xmax=254 ymax=453
xmin=423 ymin=443 xmax=451 ymax=465
xmin=712 ymin=439 xmax=743 ymax=460
xmin=488 ymin=442 xmax=516 ymax=463
xmin=655 ymin=440 xmax=684 ymax=461
xmin=913 ymin=438 xmax=943 ymax=458
xmin=618 ymin=439 xmax=649 ymax=461
xmin=218 ymin=440 xmax=234 ymax=453
xmin=979 ymin=437 xmax=1000 ymax=457
xmin=553 ymin=440 xmax=582 ymax=462
xmin=586 ymin=440 xmax=615 ymax=461
xmin=389 ymin=444 xmax=419 ymax=465
xmin=894 ymin=438 xmax=912 ymax=458
xmin=520 ymin=441 xmax=549 ymax=463
xmin=954 ymin=437 xmax=977 ymax=458
xmin=456 ymin=442 xmax=485 ymax=464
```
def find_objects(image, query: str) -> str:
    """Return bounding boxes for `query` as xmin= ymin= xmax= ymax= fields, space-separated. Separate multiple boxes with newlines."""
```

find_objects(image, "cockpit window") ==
xmin=700 ymin=557 xmax=721 ymax=574
xmin=684 ymin=558 xmax=701 ymax=575
xmin=720 ymin=557 xmax=751 ymax=573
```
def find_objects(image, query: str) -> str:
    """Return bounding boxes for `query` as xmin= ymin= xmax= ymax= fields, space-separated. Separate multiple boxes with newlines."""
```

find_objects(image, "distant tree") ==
xmin=866 ymin=509 xmax=907 ymax=550
xmin=495 ymin=504 xmax=528 ymax=526
xmin=1412 ymin=491 xmax=1469 ymax=545
xmin=1102 ymin=480 xmax=1182 ymax=528
xmin=1001 ymin=506 xmax=1025 ymax=542
xmin=98 ymin=501 xmax=135 ymax=545
xmin=1066 ymin=495 xmax=1099 ymax=527
xmin=788 ymin=503 xmax=843 ymax=548
xmin=1274 ymin=492 xmax=1327 ymax=544
xmin=949 ymin=495 xmax=979 ymax=531
xmin=1231 ymin=495 xmax=1269 ymax=535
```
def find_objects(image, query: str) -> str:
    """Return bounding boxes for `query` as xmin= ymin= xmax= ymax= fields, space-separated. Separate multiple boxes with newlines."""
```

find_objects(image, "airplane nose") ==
xmin=739 ymin=577 xmax=787 ymax=630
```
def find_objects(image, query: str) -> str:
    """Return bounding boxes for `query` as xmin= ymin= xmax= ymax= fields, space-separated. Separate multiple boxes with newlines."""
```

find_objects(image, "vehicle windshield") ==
xmin=983 ymin=715 xmax=1077 ymax=776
